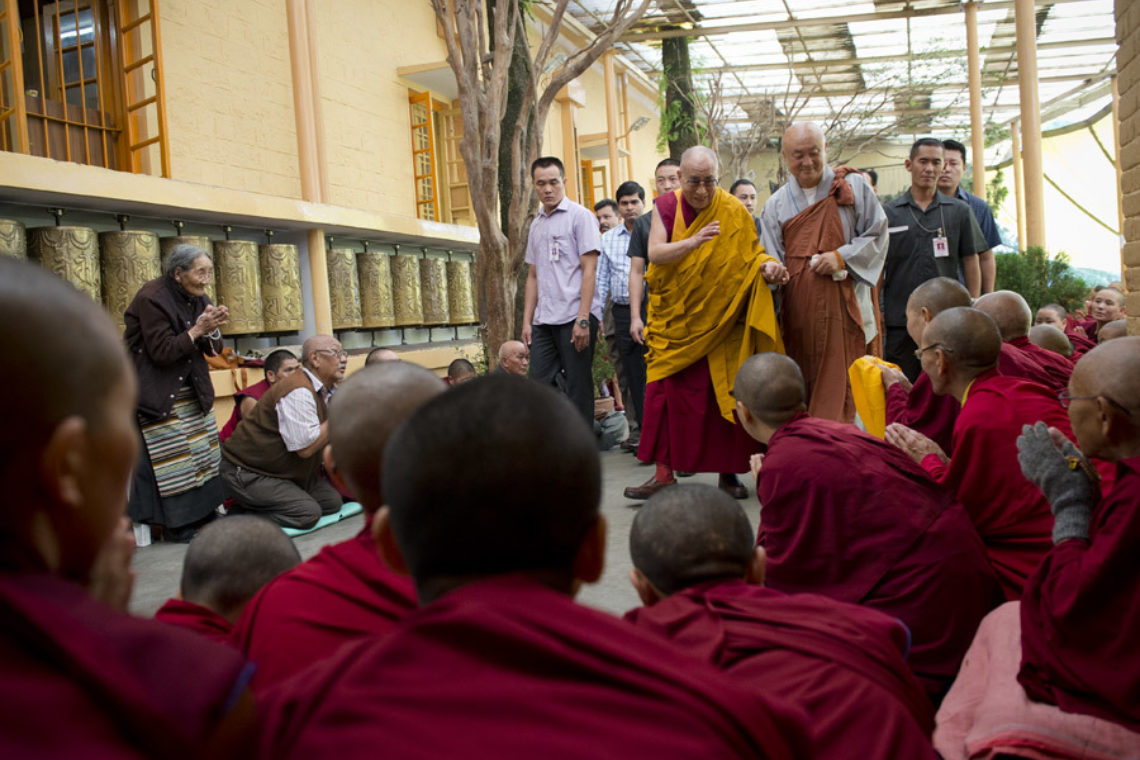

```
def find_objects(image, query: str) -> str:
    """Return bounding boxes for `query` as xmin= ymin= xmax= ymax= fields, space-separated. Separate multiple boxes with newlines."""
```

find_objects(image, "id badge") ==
xmin=932 ymin=236 xmax=949 ymax=258
xmin=549 ymin=235 xmax=560 ymax=262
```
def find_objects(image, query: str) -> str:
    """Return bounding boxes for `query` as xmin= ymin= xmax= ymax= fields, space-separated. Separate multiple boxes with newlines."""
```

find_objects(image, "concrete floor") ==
xmin=129 ymin=449 xmax=760 ymax=619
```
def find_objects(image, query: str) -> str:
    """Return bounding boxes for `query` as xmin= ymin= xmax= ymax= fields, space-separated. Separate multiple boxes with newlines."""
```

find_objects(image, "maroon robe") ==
xmin=757 ymin=413 xmax=1002 ymax=702
xmin=1019 ymin=456 xmax=1140 ymax=731
xmin=1077 ymin=317 xmax=1099 ymax=342
xmin=1008 ymin=336 xmax=1072 ymax=394
xmin=0 ymin=572 xmax=252 ymax=758
xmin=997 ymin=342 xmax=1046 ymax=385
xmin=219 ymin=378 xmax=270 ymax=441
xmin=921 ymin=370 xmax=1072 ymax=600
xmin=231 ymin=525 xmax=417 ymax=690
xmin=625 ymin=579 xmax=937 ymax=758
xmin=257 ymin=575 xmax=812 ymax=759
xmin=155 ymin=597 xmax=234 ymax=645
xmin=885 ymin=372 xmax=960 ymax=454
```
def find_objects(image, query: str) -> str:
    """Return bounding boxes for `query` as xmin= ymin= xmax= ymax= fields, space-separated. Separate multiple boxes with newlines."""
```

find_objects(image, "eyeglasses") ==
xmin=313 ymin=349 xmax=348 ymax=360
xmin=914 ymin=343 xmax=953 ymax=360
xmin=683 ymin=177 xmax=718 ymax=187
xmin=1057 ymin=390 xmax=1130 ymax=415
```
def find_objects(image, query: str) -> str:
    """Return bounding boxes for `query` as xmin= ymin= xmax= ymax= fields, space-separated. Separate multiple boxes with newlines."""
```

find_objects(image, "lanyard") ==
xmin=906 ymin=200 xmax=947 ymax=238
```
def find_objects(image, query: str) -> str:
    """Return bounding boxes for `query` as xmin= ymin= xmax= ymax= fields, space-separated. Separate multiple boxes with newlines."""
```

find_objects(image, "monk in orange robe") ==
xmin=231 ymin=362 xmax=443 ymax=689
xmin=0 ymin=258 xmax=254 ymax=758
xmin=625 ymin=145 xmax=787 ymax=501
xmin=975 ymin=291 xmax=1072 ymax=395
xmin=625 ymin=482 xmax=938 ymax=758
xmin=155 ymin=515 xmax=300 ymax=644
xmin=887 ymin=307 xmax=1074 ymax=599
xmin=258 ymin=377 xmax=811 ymax=758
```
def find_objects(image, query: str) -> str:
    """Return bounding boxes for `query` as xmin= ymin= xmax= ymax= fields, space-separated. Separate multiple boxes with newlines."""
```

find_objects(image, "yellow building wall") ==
xmin=161 ymin=0 xmax=302 ymax=198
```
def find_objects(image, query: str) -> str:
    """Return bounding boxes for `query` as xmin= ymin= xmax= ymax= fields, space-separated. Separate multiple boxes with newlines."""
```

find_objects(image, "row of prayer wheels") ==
xmin=0 ymin=219 xmax=478 ymax=335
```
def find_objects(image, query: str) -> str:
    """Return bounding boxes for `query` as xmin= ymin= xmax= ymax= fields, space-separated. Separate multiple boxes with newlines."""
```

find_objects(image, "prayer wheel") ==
xmin=390 ymin=253 xmax=424 ymax=326
xmin=419 ymin=255 xmax=450 ymax=326
xmin=161 ymin=235 xmax=217 ymax=303
xmin=446 ymin=258 xmax=477 ymax=325
xmin=99 ymin=230 xmax=161 ymax=333
xmin=358 ymin=249 xmax=395 ymax=328
xmin=28 ymin=226 xmax=101 ymax=302
xmin=259 ymin=243 xmax=304 ymax=333
xmin=327 ymin=247 xmax=363 ymax=330
xmin=212 ymin=240 xmax=264 ymax=335
xmin=0 ymin=219 xmax=27 ymax=258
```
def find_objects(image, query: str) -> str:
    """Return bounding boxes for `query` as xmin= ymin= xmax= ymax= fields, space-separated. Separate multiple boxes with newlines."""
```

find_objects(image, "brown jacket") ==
xmin=222 ymin=370 xmax=327 ymax=484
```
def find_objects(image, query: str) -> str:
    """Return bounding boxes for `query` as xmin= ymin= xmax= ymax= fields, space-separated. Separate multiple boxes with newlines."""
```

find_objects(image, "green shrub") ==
xmin=994 ymin=246 xmax=1089 ymax=312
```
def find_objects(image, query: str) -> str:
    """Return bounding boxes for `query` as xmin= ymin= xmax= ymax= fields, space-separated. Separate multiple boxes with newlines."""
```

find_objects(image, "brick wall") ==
xmin=1118 ymin=0 xmax=1139 ymax=334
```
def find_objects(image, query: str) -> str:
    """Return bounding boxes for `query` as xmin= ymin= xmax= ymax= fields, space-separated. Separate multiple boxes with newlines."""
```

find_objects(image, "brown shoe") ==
xmin=620 ymin=437 xmax=640 ymax=452
xmin=623 ymin=475 xmax=678 ymax=500
xmin=718 ymin=474 xmax=749 ymax=500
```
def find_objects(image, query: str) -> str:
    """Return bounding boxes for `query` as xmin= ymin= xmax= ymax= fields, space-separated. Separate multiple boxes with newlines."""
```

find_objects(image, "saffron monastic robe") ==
xmin=155 ymin=597 xmax=234 ymax=644
xmin=257 ymin=575 xmax=812 ymax=759
xmin=625 ymin=579 xmax=937 ymax=759
xmin=920 ymin=369 xmax=1072 ymax=600
xmin=0 ymin=572 xmax=253 ymax=758
xmin=760 ymin=166 xmax=887 ymax=423
xmin=231 ymin=525 xmax=417 ymax=690
xmin=1019 ymin=456 xmax=1140 ymax=731
xmin=638 ymin=187 xmax=783 ymax=473
xmin=757 ymin=413 xmax=1002 ymax=702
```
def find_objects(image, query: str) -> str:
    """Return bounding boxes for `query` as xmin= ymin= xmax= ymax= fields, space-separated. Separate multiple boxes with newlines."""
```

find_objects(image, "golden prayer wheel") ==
xmin=446 ymin=259 xmax=477 ymax=325
xmin=99 ymin=230 xmax=161 ymax=333
xmin=327 ymin=247 xmax=363 ymax=330
xmin=259 ymin=243 xmax=304 ymax=333
xmin=358 ymin=249 xmax=395 ymax=328
xmin=28 ymin=226 xmax=101 ymax=302
xmin=0 ymin=219 xmax=27 ymax=258
xmin=419 ymin=255 xmax=450 ymax=326
xmin=391 ymin=253 xmax=424 ymax=326
xmin=213 ymin=240 xmax=264 ymax=335
xmin=161 ymin=235 xmax=217 ymax=303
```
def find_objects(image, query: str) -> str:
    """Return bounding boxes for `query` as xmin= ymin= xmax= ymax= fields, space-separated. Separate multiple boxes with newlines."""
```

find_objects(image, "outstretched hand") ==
xmin=1016 ymin=421 xmax=1098 ymax=542
xmin=885 ymin=423 xmax=947 ymax=465
xmin=880 ymin=365 xmax=912 ymax=392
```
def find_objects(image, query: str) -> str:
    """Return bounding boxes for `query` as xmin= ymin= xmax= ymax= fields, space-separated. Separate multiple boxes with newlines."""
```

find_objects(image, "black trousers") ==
xmin=529 ymin=316 xmax=598 ymax=426
xmin=611 ymin=303 xmax=646 ymax=431
xmin=885 ymin=326 xmax=922 ymax=383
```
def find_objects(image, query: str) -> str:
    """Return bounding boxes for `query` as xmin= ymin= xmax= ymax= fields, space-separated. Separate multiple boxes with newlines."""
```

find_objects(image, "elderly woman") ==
xmin=124 ymin=244 xmax=229 ymax=541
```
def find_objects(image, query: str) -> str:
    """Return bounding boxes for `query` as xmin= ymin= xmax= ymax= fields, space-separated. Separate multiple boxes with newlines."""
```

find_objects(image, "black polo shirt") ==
xmin=882 ymin=189 xmax=986 ymax=327
xmin=626 ymin=211 xmax=652 ymax=260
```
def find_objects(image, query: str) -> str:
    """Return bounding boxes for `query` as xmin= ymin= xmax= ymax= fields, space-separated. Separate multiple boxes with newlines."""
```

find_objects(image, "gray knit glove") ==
xmin=1017 ymin=422 xmax=1097 ymax=543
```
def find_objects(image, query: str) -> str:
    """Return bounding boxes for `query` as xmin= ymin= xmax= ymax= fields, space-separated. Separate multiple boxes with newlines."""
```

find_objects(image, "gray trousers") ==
xmin=220 ymin=458 xmax=341 ymax=529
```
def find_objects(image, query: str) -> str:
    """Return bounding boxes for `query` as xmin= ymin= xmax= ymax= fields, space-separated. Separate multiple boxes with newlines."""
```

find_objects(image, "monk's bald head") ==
xmin=906 ymin=277 xmax=972 ymax=317
xmin=630 ymin=484 xmax=753 ymax=597
xmin=365 ymin=347 xmax=401 ymax=365
xmin=1098 ymin=319 xmax=1127 ymax=343
xmin=1029 ymin=324 xmax=1073 ymax=357
xmin=923 ymin=307 xmax=1002 ymax=376
xmin=328 ymin=362 xmax=446 ymax=511
xmin=1068 ymin=337 xmax=1140 ymax=458
xmin=974 ymin=291 xmax=1032 ymax=341
xmin=733 ymin=353 xmax=806 ymax=427
xmin=180 ymin=516 xmax=301 ymax=622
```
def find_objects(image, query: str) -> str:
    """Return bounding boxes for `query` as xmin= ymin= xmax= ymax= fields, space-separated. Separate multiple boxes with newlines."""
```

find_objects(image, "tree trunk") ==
xmin=663 ymin=36 xmax=698 ymax=157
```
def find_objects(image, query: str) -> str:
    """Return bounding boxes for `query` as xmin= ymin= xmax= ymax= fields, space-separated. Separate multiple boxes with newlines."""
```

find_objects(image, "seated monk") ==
xmin=886 ymin=307 xmax=1075 ymax=599
xmin=1098 ymin=318 xmax=1127 ymax=343
xmin=1016 ymin=337 xmax=1140 ymax=731
xmin=1036 ymin=302 xmax=1097 ymax=356
xmin=155 ymin=515 xmax=300 ymax=643
xmin=445 ymin=357 xmax=477 ymax=385
xmin=1078 ymin=286 xmax=1125 ymax=342
xmin=881 ymin=277 xmax=970 ymax=454
xmin=0 ymin=258 xmax=254 ymax=757
xmin=1029 ymin=323 xmax=1073 ymax=359
xmin=231 ymin=362 xmax=442 ymax=689
xmin=625 ymin=483 xmax=938 ymax=758
xmin=257 ymin=376 xmax=811 ymax=758
xmin=219 ymin=349 xmax=300 ymax=440
xmin=975 ymin=291 xmax=1072 ymax=394
xmin=738 ymin=353 xmax=1001 ymax=703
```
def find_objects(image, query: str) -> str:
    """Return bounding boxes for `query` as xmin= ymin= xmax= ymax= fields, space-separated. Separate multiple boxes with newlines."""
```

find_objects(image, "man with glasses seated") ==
xmin=624 ymin=145 xmax=788 ymax=501
xmin=885 ymin=307 xmax=1075 ymax=600
xmin=220 ymin=335 xmax=347 ymax=528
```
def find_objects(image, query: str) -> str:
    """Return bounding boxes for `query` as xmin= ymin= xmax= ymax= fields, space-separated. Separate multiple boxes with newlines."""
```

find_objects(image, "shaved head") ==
xmin=680 ymin=145 xmax=719 ymax=172
xmin=328 ymin=362 xmax=446 ymax=511
xmin=365 ymin=347 xmax=401 ymax=365
xmin=923 ymin=307 xmax=1002 ymax=377
xmin=906 ymin=277 xmax=972 ymax=317
xmin=180 ymin=516 xmax=301 ymax=622
xmin=973 ymin=291 xmax=1032 ymax=341
xmin=733 ymin=353 xmax=806 ymax=427
xmin=630 ymin=484 xmax=753 ymax=597
xmin=1067 ymin=337 xmax=1140 ymax=457
xmin=1098 ymin=319 xmax=1127 ymax=343
xmin=1029 ymin=324 xmax=1073 ymax=357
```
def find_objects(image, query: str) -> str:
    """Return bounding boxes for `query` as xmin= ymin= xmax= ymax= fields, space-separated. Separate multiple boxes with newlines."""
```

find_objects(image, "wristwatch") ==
xmin=576 ymin=318 xmax=590 ymax=329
